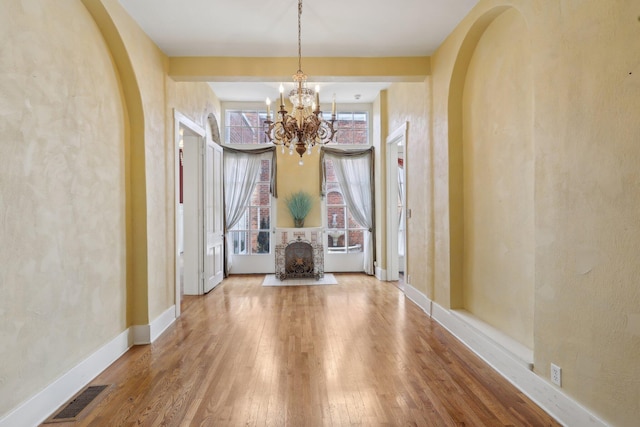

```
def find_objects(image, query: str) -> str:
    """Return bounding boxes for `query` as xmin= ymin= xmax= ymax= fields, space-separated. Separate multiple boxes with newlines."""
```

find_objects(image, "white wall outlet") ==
xmin=407 ymin=274 xmax=411 ymax=284
xmin=551 ymin=363 xmax=562 ymax=387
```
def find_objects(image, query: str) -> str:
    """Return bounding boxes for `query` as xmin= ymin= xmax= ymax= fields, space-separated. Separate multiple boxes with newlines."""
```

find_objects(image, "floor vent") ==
xmin=44 ymin=384 xmax=109 ymax=423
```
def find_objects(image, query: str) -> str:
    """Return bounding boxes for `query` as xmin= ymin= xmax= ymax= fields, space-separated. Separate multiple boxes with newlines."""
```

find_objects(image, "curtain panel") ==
xmin=222 ymin=146 xmax=277 ymax=275
xmin=320 ymin=146 xmax=375 ymax=275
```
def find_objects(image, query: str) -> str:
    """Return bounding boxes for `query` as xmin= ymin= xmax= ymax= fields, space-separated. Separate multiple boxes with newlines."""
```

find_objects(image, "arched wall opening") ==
xmin=82 ymin=0 xmax=149 ymax=327
xmin=448 ymin=6 xmax=534 ymax=348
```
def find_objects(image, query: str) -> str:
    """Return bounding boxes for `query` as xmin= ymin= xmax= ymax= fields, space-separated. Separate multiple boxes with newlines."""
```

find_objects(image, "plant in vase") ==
xmin=285 ymin=191 xmax=313 ymax=228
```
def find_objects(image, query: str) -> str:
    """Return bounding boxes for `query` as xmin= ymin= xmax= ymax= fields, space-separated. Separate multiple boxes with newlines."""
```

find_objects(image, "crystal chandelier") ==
xmin=264 ymin=0 xmax=337 ymax=165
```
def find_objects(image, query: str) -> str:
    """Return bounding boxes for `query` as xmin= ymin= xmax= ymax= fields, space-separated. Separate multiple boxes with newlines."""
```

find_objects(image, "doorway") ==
xmin=173 ymin=110 xmax=224 ymax=317
xmin=385 ymin=122 xmax=408 ymax=283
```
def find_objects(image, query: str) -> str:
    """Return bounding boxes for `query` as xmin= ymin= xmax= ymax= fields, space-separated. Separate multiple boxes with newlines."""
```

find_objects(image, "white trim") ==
xmin=400 ymin=285 xmax=608 ymax=427
xmin=0 ymin=305 xmax=177 ymax=427
xmin=375 ymin=265 xmax=386 ymax=281
xmin=132 ymin=306 xmax=176 ymax=345
xmin=404 ymin=283 xmax=432 ymax=316
xmin=385 ymin=122 xmax=408 ymax=282
xmin=132 ymin=324 xmax=150 ymax=345
xmin=0 ymin=330 xmax=131 ymax=427
xmin=174 ymin=110 xmax=207 ymax=315
xmin=150 ymin=306 xmax=177 ymax=343
xmin=449 ymin=309 xmax=533 ymax=369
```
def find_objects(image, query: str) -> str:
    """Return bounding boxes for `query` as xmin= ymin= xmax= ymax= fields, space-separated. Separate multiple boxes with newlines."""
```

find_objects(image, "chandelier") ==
xmin=264 ymin=0 xmax=337 ymax=165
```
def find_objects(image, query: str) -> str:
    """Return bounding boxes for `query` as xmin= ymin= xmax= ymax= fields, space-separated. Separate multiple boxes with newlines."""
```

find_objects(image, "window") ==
xmin=325 ymin=160 xmax=365 ymax=253
xmin=225 ymin=109 xmax=269 ymax=144
xmin=229 ymin=158 xmax=272 ymax=254
xmin=335 ymin=111 xmax=368 ymax=145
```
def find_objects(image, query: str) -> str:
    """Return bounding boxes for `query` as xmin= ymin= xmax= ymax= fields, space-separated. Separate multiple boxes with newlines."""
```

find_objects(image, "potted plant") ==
xmin=285 ymin=191 xmax=313 ymax=228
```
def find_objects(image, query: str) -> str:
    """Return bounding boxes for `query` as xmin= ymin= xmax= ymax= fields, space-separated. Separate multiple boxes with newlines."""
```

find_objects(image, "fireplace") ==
xmin=284 ymin=240 xmax=316 ymax=279
xmin=275 ymin=228 xmax=324 ymax=280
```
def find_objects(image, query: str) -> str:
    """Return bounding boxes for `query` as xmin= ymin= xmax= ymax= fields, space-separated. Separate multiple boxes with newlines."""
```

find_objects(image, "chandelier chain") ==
xmin=297 ymin=0 xmax=302 ymax=72
xmin=263 ymin=0 xmax=337 ymax=162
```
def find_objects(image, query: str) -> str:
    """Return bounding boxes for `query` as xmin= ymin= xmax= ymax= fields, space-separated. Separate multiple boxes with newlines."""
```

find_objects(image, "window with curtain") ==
xmin=228 ymin=158 xmax=272 ymax=255
xmin=321 ymin=147 xmax=375 ymax=274
xmin=223 ymin=146 xmax=277 ymax=275
xmin=325 ymin=160 xmax=365 ymax=253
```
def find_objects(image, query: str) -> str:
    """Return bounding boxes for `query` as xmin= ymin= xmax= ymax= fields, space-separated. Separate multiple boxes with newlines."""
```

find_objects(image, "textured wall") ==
xmin=276 ymin=149 xmax=322 ymax=228
xmin=432 ymin=0 xmax=640 ymax=425
xmin=531 ymin=1 xmax=640 ymax=424
xmin=461 ymin=8 xmax=534 ymax=348
xmin=166 ymin=81 xmax=221 ymax=304
xmin=386 ymin=82 xmax=433 ymax=297
xmin=0 ymin=0 xmax=126 ymax=417
xmin=99 ymin=0 xmax=170 ymax=321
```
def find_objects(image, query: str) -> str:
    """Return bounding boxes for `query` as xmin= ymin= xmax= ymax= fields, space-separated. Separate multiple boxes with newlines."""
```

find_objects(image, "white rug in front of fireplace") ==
xmin=262 ymin=273 xmax=337 ymax=286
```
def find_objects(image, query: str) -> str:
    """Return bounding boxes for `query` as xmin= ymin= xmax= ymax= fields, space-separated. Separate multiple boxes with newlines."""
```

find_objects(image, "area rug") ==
xmin=262 ymin=273 xmax=338 ymax=286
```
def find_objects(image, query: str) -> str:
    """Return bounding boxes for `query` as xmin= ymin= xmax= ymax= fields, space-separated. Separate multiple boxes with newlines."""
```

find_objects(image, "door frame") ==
xmin=174 ymin=110 xmax=206 ymax=317
xmin=385 ymin=122 xmax=408 ymax=281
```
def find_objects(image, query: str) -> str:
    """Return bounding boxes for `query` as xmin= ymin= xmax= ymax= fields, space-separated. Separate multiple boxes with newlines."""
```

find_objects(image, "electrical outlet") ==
xmin=407 ymin=274 xmax=411 ymax=284
xmin=551 ymin=363 xmax=562 ymax=387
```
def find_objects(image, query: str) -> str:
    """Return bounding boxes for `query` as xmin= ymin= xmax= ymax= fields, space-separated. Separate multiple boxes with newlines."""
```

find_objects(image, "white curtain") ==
xmin=324 ymin=148 xmax=374 ymax=274
xmin=223 ymin=148 xmax=273 ymax=274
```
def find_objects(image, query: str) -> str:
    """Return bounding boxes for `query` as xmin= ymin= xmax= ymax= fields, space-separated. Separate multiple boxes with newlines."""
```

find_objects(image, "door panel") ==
xmin=204 ymin=139 xmax=224 ymax=293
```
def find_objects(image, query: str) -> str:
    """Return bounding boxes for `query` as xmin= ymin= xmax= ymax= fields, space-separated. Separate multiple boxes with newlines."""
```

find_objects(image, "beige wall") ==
xmin=4 ymin=0 xmax=640 ymax=425
xmin=276 ymin=149 xmax=323 ymax=228
xmin=0 ymin=0 xmax=126 ymax=416
xmin=0 ymin=0 xmax=222 ymax=419
xmin=432 ymin=0 xmax=640 ymax=424
xmin=385 ymin=82 xmax=433 ymax=297
xmin=98 ymin=0 xmax=170 ymax=322
xmin=166 ymin=80 xmax=222 ymax=304
xmin=372 ymin=92 xmax=386 ymax=272
xmin=461 ymin=8 xmax=534 ymax=348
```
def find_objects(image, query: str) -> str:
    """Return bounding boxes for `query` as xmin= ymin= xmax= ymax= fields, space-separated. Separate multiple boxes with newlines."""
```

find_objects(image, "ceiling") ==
xmin=119 ymin=0 xmax=479 ymax=103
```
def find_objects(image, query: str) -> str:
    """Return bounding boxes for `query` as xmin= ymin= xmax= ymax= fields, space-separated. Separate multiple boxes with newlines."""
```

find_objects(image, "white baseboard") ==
xmin=132 ymin=305 xmax=176 ymax=345
xmin=0 ymin=329 xmax=131 ymax=427
xmin=0 ymin=306 xmax=177 ymax=427
xmin=375 ymin=266 xmax=386 ymax=281
xmin=402 ymin=286 xmax=607 ymax=427
xmin=404 ymin=283 xmax=432 ymax=316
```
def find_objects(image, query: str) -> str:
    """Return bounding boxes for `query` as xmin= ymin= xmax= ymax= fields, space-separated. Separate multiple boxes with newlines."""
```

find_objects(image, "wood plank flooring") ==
xmin=46 ymin=274 xmax=560 ymax=426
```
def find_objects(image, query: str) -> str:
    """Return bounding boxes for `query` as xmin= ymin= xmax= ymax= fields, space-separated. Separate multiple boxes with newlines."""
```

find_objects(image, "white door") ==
xmin=204 ymin=139 xmax=224 ymax=293
xmin=385 ymin=123 xmax=408 ymax=282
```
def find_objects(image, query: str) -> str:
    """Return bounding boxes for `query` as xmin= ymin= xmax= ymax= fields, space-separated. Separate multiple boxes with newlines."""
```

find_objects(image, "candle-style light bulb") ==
xmin=266 ymin=97 xmax=271 ymax=119
xmin=315 ymin=85 xmax=320 ymax=110
xmin=332 ymin=93 xmax=336 ymax=116
xmin=279 ymin=84 xmax=285 ymax=107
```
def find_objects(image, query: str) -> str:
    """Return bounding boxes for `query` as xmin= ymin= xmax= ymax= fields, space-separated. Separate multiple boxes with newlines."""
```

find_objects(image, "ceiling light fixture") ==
xmin=264 ymin=0 xmax=337 ymax=165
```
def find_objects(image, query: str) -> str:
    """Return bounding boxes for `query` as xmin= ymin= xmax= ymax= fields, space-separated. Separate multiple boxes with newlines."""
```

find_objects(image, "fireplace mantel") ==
xmin=275 ymin=227 xmax=323 ymax=245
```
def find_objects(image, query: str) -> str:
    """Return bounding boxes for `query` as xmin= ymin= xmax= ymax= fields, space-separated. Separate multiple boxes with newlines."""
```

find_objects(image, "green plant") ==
xmin=285 ymin=191 xmax=313 ymax=227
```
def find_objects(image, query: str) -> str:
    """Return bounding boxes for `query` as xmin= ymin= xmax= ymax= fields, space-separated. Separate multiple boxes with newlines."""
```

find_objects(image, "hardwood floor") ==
xmin=48 ymin=274 xmax=559 ymax=426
